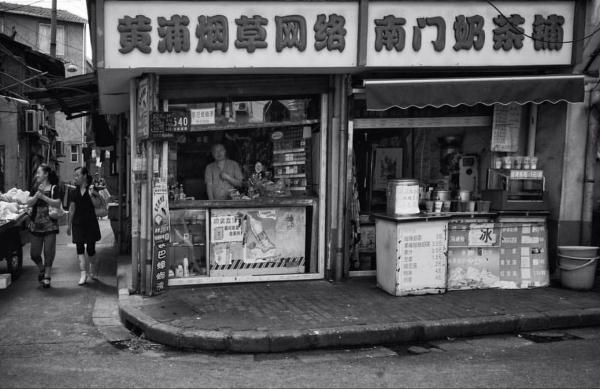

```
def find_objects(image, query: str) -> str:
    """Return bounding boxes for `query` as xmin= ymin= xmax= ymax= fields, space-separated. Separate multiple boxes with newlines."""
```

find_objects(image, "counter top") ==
xmin=371 ymin=213 xmax=452 ymax=223
xmin=170 ymin=196 xmax=318 ymax=209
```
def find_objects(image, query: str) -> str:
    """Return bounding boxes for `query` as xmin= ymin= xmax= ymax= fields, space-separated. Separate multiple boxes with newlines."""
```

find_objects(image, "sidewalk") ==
xmin=118 ymin=262 xmax=600 ymax=352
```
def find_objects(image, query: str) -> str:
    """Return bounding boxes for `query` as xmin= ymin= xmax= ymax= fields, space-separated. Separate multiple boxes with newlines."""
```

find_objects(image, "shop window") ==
xmin=38 ymin=24 xmax=65 ymax=57
xmin=70 ymin=144 xmax=79 ymax=163
xmin=164 ymin=95 xmax=323 ymax=283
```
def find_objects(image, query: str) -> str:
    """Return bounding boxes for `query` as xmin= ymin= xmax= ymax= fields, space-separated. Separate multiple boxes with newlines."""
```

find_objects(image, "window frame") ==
xmin=38 ymin=23 xmax=66 ymax=57
xmin=70 ymin=144 xmax=79 ymax=163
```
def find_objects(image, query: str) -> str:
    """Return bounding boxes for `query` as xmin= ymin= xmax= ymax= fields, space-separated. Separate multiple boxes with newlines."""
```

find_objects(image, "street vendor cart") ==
xmin=0 ymin=213 xmax=28 ymax=280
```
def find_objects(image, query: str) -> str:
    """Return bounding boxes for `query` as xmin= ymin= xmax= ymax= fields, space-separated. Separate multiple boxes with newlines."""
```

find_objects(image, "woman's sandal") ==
xmin=41 ymin=277 xmax=51 ymax=288
xmin=38 ymin=270 xmax=45 ymax=283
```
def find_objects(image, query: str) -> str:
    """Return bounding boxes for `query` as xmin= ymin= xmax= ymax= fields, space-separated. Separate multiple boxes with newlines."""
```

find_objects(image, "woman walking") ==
xmin=27 ymin=164 xmax=62 ymax=288
xmin=67 ymin=167 xmax=101 ymax=285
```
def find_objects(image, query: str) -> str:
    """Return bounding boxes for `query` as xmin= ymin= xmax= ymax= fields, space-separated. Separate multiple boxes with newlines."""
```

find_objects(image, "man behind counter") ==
xmin=205 ymin=143 xmax=244 ymax=200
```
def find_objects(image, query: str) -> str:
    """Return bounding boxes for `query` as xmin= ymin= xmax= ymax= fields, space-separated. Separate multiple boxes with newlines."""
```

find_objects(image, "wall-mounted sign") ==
xmin=190 ymin=108 xmax=215 ymax=125
xmin=150 ymin=111 xmax=191 ymax=138
xmin=491 ymin=103 xmax=521 ymax=152
xmin=151 ymin=179 xmax=170 ymax=294
xmin=104 ymin=1 xmax=358 ymax=69
xmin=367 ymin=1 xmax=574 ymax=67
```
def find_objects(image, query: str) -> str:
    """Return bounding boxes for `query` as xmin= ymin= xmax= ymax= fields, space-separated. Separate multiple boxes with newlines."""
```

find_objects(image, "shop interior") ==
xmin=164 ymin=95 xmax=324 ymax=282
xmin=350 ymin=100 xmax=545 ymax=274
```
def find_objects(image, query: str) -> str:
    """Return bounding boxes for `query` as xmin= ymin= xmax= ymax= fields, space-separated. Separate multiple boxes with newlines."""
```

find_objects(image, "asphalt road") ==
xmin=1 ymin=221 xmax=600 ymax=388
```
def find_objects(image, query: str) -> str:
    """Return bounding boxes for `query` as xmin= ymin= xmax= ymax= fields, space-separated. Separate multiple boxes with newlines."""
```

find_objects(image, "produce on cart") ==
xmin=0 ymin=188 xmax=31 ymax=280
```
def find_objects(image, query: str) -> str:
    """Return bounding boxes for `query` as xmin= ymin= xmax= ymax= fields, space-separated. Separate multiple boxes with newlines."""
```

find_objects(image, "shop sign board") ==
xmin=209 ymin=207 xmax=306 ymax=267
xmin=104 ymin=1 xmax=359 ymax=69
xmin=190 ymin=108 xmax=215 ymax=125
xmin=151 ymin=179 xmax=170 ymax=294
xmin=367 ymin=1 xmax=575 ymax=67
xmin=150 ymin=111 xmax=190 ymax=138
xmin=136 ymin=77 xmax=150 ymax=139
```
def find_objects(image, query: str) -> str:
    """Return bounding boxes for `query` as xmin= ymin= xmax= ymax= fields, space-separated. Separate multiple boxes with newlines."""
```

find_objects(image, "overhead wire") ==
xmin=486 ymin=0 xmax=600 ymax=45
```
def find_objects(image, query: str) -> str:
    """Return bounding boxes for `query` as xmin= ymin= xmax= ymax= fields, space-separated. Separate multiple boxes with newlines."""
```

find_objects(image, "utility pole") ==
xmin=50 ymin=0 xmax=57 ymax=57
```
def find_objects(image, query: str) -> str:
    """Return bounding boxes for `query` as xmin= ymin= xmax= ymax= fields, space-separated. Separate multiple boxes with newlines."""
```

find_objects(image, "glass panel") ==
xmin=168 ymin=209 xmax=207 ymax=278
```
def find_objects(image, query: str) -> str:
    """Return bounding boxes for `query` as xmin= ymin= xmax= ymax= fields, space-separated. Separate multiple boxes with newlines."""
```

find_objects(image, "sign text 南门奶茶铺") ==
xmin=103 ymin=1 xmax=574 ymax=69
xmin=367 ymin=1 xmax=574 ymax=67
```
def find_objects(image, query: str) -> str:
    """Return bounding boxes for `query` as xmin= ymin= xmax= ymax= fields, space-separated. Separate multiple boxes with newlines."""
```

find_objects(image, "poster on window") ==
xmin=209 ymin=207 xmax=306 ymax=266
xmin=491 ymin=104 xmax=521 ymax=152
xmin=373 ymin=147 xmax=403 ymax=191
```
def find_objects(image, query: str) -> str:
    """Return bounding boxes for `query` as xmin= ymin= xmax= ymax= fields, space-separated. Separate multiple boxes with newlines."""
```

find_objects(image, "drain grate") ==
xmin=519 ymin=331 xmax=582 ymax=343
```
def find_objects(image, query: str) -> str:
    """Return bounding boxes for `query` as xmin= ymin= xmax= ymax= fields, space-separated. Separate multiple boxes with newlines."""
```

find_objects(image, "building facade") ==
xmin=0 ymin=1 xmax=87 ymax=184
xmin=88 ymin=0 xmax=591 ymax=296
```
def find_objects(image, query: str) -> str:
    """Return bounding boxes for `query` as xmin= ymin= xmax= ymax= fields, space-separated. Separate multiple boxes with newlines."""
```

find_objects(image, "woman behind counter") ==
xmin=205 ymin=143 xmax=243 ymax=200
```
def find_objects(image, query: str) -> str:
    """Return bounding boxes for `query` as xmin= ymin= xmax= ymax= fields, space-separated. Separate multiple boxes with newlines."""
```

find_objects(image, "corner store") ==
xmin=89 ymin=0 xmax=588 ymax=295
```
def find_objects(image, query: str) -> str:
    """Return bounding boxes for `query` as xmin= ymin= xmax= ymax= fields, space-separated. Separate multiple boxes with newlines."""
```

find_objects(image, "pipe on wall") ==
xmin=581 ymin=87 xmax=600 ymax=245
xmin=335 ymin=75 xmax=348 ymax=282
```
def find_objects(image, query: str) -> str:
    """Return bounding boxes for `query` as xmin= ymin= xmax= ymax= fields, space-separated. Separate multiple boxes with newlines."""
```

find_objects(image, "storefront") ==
xmin=92 ymin=0 xmax=586 ymax=295
xmin=345 ymin=1 xmax=585 ymax=293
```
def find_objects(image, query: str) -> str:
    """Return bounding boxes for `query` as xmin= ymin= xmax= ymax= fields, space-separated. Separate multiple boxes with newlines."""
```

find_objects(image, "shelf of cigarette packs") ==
xmin=272 ymin=126 xmax=313 ymax=195
xmin=169 ymin=209 xmax=208 ymax=278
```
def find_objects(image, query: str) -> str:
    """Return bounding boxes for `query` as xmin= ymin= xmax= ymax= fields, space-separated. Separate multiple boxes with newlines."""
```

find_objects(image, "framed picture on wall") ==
xmin=372 ymin=147 xmax=403 ymax=191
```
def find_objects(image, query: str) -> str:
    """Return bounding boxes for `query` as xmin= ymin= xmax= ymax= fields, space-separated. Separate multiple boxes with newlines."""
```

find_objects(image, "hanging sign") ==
xmin=491 ymin=104 xmax=521 ymax=152
xmin=190 ymin=108 xmax=216 ymax=125
xmin=151 ymin=179 xmax=170 ymax=294
xmin=150 ymin=111 xmax=191 ymax=138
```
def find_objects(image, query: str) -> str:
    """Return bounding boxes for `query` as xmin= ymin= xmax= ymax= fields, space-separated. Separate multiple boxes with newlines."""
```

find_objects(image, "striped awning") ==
xmin=364 ymin=75 xmax=585 ymax=111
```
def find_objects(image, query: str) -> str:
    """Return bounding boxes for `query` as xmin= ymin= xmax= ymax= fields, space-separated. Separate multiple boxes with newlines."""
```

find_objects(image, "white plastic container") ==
xmin=387 ymin=179 xmax=420 ymax=215
xmin=0 ymin=273 xmax=11 ymax=289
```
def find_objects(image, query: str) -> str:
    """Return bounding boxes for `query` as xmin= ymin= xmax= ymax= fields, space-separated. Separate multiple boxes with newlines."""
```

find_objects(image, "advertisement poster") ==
xmin=491 ymin=104 xmax=521 ymax=152
xmin=447 ymin=247 xmax=501 ymax=290
xmin=190 ymin=108 xmax=215 ymax=125
xmin=467 ymin=223 xmax=499 ymax=247
xmin=136 ymin=77 xmax=150 ymax=139
xmin=151 ymin=179 xmax=170 ymax=294
xmin=373 ymin=147 xmax=403 ymax=190
xmin=209 ymin=207 xmax=306 ymax=267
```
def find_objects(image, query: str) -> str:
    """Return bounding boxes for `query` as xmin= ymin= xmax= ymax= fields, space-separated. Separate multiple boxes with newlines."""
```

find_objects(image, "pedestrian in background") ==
xmin=27 ymin=164 xmax=61 ymax=288
xmin=67 ymin=166 xmax=101 ymax=285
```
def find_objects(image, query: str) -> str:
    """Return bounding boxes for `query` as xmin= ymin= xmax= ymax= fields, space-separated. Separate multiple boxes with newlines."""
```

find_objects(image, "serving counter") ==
xmin=168 ymin=197 xmax=318 ymax=285
xmin=372 ymin=211 xmax=550 ymax=296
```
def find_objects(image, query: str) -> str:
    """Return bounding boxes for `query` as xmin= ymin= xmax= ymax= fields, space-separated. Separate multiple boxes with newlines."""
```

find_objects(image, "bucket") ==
xmin=557 ymin=246 xmax=600 ymax=290
xmin=387 ymin=179 xmax=420 ymax=215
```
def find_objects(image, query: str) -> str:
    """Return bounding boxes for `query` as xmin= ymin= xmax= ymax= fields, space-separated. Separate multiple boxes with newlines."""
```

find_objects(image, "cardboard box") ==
xmin=0 ymin=273 xmax=12 ymax=289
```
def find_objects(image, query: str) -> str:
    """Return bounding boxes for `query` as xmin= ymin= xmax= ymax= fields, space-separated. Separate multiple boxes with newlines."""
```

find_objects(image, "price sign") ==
xmin=150 ymin=111 xmax=190 ymax=138
xmin=467 ymin=223 xmax=498 ymax=247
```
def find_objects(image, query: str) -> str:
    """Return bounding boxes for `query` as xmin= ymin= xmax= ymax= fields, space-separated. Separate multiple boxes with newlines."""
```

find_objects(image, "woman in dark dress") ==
xmin=67 ymin=167 xmax=101 ymax=285
xmin=27 ymin=164 xmax=62 ymax=288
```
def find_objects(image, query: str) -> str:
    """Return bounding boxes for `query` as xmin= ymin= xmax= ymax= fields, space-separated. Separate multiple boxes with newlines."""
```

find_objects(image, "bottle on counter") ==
xmin=183 ymin=258 xmax=189 ymax=277
xmin=179 ymin=184 xmax=185 ymax=200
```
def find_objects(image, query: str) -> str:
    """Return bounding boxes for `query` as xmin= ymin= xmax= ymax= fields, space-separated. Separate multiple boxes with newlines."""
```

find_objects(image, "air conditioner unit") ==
xmin=24 ymin=110 xmax=38 ymax=133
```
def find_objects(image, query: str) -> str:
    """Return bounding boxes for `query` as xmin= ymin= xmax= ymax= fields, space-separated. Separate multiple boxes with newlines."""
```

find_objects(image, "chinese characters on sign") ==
xmin=151 ymin=180 xmax=170 ymax=294
xmin=373 ymin=13 xmax=563 ymax=54
xmin=117 ymin=13 xmax=347 ymax=54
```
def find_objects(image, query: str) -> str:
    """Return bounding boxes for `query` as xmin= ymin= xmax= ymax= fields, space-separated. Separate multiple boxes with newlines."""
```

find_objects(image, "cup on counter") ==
xmin=502 ymin=156 xmax=512 ymax=169
xmin=459 ymin=201 xmax=468 ymax=212
xmin=523 ymin=156 xmax=531 ymax=170
xmin=512 ymin=156 xmax=522 ymax=170
xmin=467 ymin=201 xmax=476 ymax=212
xmin=425 ymin=200 xmax=434 ymax=213
xmin=530 ymin=156 xmax=538 ymax=170
xmin=442 ymin=200 xmax=451 ymax=212
xmin=494 ymin=157 xmax=503 ymax=169
xmin=434 ymin=201 xmax=443 ymax=213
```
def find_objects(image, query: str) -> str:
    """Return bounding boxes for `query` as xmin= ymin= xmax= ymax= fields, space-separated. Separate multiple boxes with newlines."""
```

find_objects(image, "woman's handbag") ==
xmin=91 ymin=189 xmax=108 ymax=218
xmin=48 ymin=186 xmax=68 ymax=224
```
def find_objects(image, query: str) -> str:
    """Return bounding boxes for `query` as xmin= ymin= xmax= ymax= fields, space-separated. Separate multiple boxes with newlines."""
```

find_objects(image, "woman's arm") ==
xmin=38 ymin=191 xmax=62 ymax=208
xmin=67 ymin=202 xmax=75 ymax=235
xmin=26 ymin=192 xmax=40 ymax=207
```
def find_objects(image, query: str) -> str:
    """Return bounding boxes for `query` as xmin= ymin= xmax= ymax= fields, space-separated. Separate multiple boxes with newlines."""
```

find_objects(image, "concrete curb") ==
xmin=117 ymin=287 xmax=600 ymax=352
